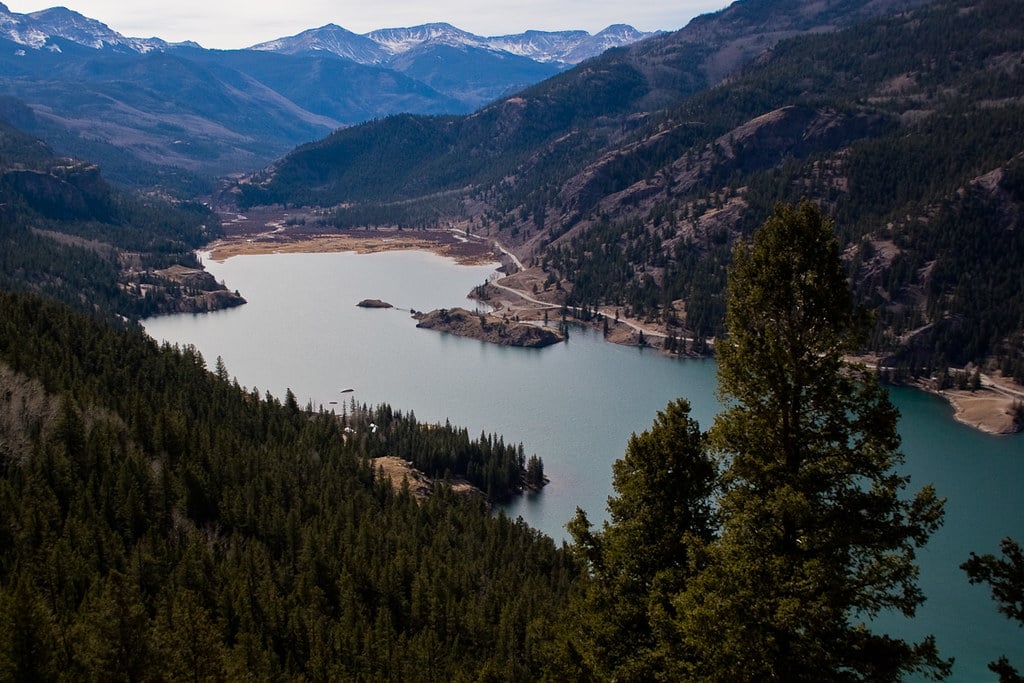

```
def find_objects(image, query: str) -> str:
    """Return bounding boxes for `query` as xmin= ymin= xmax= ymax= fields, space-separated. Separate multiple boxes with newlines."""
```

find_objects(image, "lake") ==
xmin=144 ymin=249 xmax=1023 ymax=681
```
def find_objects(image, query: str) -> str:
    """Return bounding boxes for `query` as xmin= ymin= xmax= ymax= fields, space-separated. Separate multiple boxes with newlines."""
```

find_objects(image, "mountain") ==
xmin=252 ymin=21 xmax=659 ymax=66
xmin=248 ymin=21 xmax=659 ymax=107
xmin=496 ymin=24 xmax=658 ymax=64
xmin=0 ymin=44 xmax=344 ymax=182
xmin=0 ymin=1 xmax=169 ymax=52
xmin=240 ymin=0 xmax=932 ymax=209
xmin=0 ymin=114 xmax=245 ymax=318
xmin=238 ymin=0 xmax=1024 ymax=377
xmin=365 ymin=22 xmax=486 ymax=54
xmin=253 ymin=23 xmax=565 ymax=108
xmin=0 ymin=4 xmax=654 ymax=184
xmin=247 ymin=24 xmax=388 ymax=63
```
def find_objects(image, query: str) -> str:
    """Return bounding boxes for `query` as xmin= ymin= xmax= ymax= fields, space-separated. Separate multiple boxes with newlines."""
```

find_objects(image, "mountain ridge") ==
xmin=0 ymin=2 xmax=657 ymax=65
xmin=236 ymin=0 xmax=1024 ymax=377
xmin=252 ymin=21 xmax=659 ymax=66
xmin=0 ymin=3 xmax=659 ymax=182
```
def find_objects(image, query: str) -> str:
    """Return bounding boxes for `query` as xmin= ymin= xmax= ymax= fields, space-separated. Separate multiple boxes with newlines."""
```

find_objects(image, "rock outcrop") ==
xmin=413 ymin=307 xmax=563 ymax=347
xmin=357 ymin=299 xmax=394 ymax=309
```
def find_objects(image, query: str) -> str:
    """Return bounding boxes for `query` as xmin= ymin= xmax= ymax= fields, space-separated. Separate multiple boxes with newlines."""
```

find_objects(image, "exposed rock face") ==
xmin=144 ymin=264 xmax=246 ymax=315
xmin=357 ymin=299 xmax=394 ymax=308
xmin=154 ymin=289 xmax=247 ymax=314
xmin=3 ymin=163 xmax=112 ymax=221
xmin=413 ymin=307 xmax=564 ymax=347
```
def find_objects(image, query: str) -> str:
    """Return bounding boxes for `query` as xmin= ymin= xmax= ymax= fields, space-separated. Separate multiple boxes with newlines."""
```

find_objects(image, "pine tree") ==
xmin=0 ymin=576 xmax=58 ymax=682
xmin=565 ymin=399 xmax=716 ymax=680
xmin=962 ymin=537 xmax=1024 ymax=682
xmin=676 ymin=201 xmax=949 ymax=681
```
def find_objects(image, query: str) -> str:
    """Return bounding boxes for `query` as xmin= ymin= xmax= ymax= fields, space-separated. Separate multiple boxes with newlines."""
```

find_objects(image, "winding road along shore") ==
xmin=203 ymin=217 xmax=1020 ymax=436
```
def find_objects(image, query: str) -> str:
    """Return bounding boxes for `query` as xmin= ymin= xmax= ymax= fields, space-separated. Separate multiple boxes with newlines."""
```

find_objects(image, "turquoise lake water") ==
xmin=144 ymin=249 xmax=1023 ymax=681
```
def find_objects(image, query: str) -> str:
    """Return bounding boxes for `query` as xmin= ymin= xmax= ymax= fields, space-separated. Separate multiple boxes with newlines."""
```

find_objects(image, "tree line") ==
xmin=0 ymin=289 xmax=571 ymax=681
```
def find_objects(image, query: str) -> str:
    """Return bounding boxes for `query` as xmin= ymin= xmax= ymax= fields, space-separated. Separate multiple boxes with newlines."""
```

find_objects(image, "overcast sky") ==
xmin=4 ymin=0 xmax=729 ymax=49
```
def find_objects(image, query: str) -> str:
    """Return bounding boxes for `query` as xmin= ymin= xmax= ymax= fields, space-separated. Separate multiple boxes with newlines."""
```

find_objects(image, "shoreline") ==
xmin=205 ymin=230 xmax=499 ymax=266
xmin=916 ymin=379 xmax=1023 ymax=436
xmin=207 ymin=208 xmax=499 ymax=265
xmin=204 ymin=228 xmax=1022 ymax=438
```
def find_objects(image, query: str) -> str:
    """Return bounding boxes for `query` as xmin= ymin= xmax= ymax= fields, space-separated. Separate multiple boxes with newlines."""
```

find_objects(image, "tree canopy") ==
xmin=560 ymin=201 xmax=950 ymax=681
xmin=675 ymin=201 xmax=948 ymax=681
xmin=963 ymin=538 xmax=1024 ymax=682
xmin=561 ymin=399 xmax=716 ymax=680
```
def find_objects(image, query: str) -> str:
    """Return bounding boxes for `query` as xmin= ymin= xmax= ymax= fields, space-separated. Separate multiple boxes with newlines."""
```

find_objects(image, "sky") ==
xmin=4 ymin=0 xmax=728 ymax=49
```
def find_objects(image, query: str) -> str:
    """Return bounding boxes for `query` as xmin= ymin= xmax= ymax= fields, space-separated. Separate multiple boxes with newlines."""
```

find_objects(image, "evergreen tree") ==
xmin=0 ymin=575 xmax=58 ymax=682
xmin=676 ymin=201 xmax=948 ymax=681
xmin=962 ymin=537 xmax=1024 ymax=682
xmin=564 ymin=399 xmax=715 ymax=680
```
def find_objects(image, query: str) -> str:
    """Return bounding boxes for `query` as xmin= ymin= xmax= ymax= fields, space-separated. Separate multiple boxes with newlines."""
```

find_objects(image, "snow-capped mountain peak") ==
xmin=1 ymin=3 xmax=166 ymax=52
xmin=485 ymin=25 xmax=661 ymax=64
xmin=250 ymin=24 xmax=387 ymax=63
xmin=0 ymin=3 xmax=658 ymax=65
xmin=253 ymin=22 xmax=659 ymax=65
xmin=366 ymin=23 xmax=484 ymax=55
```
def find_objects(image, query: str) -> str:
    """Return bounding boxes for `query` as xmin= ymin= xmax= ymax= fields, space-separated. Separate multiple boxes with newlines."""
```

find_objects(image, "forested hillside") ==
xmin=0 ymin=290 xmax=572 ymax=680
xmin=0 ymin=117 xmax=244 ymax=321
xmin=236 ymin=0 xmax=925 ymax=210
xmin=539 ymin=0 xmax=1024 ymax=376
xmin=237 ymin=0 xmax=1024 ymax=376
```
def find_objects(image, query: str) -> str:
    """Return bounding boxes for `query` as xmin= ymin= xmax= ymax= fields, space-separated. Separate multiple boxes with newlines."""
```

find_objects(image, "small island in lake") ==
xmin=357 ymin=298 xmax=394 ymax=309
xmin=413 ymin=307 xmax=564 ymax=348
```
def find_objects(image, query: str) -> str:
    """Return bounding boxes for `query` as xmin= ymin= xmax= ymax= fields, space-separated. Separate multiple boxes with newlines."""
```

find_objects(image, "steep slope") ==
xmin=2 ymin=5 xmax=630 ymax=185
xmin=239 ymin=0 xmax=1024 ymax=375
xmin=0 ymin=42 xmax=341 ymax=181
xmin=239 ymin=0 xmax=928 ymax=209
xmin=0 ymin=1 xmax=167 ymax=52
xmin=534 ymin=0 xmax=1024 ymax=375
xmin=0 ymin=116 xmax=243 ymax=318
xmin=0 ymin=289 xmax=572 ymax=680
xmin=386 ymin=43 xmax=563 ymax=108
xmin=249 ymin=23 xmax=387 ymax=63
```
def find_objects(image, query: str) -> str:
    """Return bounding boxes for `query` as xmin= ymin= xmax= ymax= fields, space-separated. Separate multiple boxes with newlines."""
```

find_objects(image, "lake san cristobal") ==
xmin=144 ymin=249 xmax=1023 ymax=681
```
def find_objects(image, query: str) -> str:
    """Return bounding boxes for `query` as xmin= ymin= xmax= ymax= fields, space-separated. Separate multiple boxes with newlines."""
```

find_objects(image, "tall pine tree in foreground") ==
xmin=677 ymin=201 xmax=949 ymax=681
xmin=559 ymin=399 xmax=716 ymax=680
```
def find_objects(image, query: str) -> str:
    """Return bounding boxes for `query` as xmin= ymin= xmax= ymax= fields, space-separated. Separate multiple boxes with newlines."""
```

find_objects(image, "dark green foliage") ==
xmin=345 ymin=405 xmax=537 ymax=501
xmin=560 ymin=399 xmax=716 ymax=680
xmin=963 ymin=538 xmax=1024 ymax=682
xmin=0 ymin=290 xmax=574 ymax=680
xmin=0 ymin=118 xmax=226 ymax=322
xmin=675 ymin=202 xmax=948 ymax=681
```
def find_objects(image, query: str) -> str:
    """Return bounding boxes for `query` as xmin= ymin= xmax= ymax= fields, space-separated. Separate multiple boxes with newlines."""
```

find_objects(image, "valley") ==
xmin=142 ymin=245 xmax=1024 ymax=681
xmin=1 ymin=0 xmax=1022 ymax=679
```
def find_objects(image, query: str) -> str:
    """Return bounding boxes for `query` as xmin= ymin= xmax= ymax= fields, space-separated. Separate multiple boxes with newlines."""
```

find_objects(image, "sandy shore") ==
xmin=208 ymin=208 xmax=499 ymax=265
xmin=851 ymin=353 xmax=1024 ymax=436
xmin=207 ymin=231 xmax=498 ymax=265
xmin=931 ymin=377 xmax=1024 ymax=436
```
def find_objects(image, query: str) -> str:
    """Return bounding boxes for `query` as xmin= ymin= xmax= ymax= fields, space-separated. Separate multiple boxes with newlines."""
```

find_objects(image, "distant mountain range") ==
xmin=0 ymin=2 xmax=655 ymax=64
xmin=251 ymin=22 xmax=657 ymax=65
xmin=0 ymin=2 xmax=657 ymax=184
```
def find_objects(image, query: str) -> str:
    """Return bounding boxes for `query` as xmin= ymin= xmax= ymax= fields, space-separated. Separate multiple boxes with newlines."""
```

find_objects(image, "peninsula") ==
xmin=413 ymin=307 xmax=564 ymax=348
